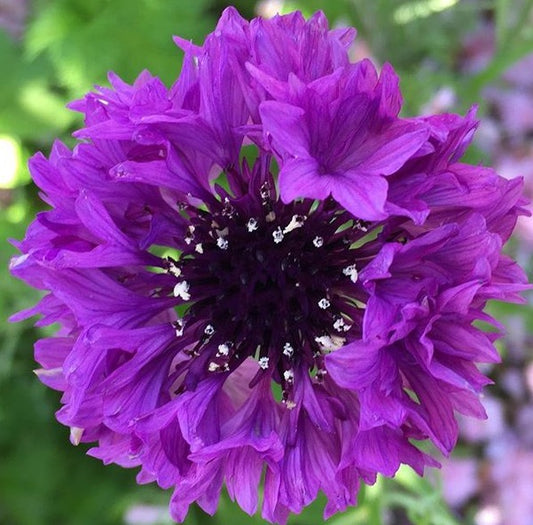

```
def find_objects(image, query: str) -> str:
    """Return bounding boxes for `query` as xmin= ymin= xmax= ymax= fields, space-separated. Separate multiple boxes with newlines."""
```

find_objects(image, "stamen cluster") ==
xmin=166 ymin=174 xmax=370 ymax=402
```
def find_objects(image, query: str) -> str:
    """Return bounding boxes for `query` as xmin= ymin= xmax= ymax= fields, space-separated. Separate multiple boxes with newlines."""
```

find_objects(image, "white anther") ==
xmin=283 ymin=342 xmax=294 ymax=357
xmin=222 ymin=197 xmax=235 ymax=217
xmin=217 ymin=343 xmax=230 ymax=357
xmin=247 ymin=218 xmax=258 ymax=232
xmin=283 ymin=214 xmax=306 ymax=234
xmin=204 ymin=324 xmax=215 ymax=336
xmin=313 ymin=236 xmax=324 ymax=248
xmin=314 ymin=335 xmax=336 ymax=351
xmin=333 ymin=317 xmax=352 ymax=332
xmin=258 ymin=357 xmax=270 ymax=369
xmin=167 ymin=261 xmax=181 ymax=278
xmin=333 ymin=318 xmax=344 ymax=331
xmin=318 ymin=297 xmax=330 ymax=309
xmin=208 ymin=362 xmax=220 ymax=372
xmin=283 ymin=369 xmax=294 ymax=383
xmin=331 ymin=334 xmax=346 ymax=349
xmin=357 ymin=221 xmax=368 ymax=233
xmin=173 ymin=281 xmax=191 ymax=301
xmin=195 ymin=243 xmax=204 ymax=254
xmin=284 ymin=400 xmax=297 ymax=410
xmin=185 ymin=225 xmax=195 ymax=244
xmin=342 ymin=264 xmax=359 ymax=283
xmin=260 ymin=183 xmax=270 ymax=200
xmin=173 ymin=319 xmax=184 ymax=337
xmin=217 ymin=237 xmax=229 ymax=250
xmin=272 ymin=227 xmax=284 ymax=244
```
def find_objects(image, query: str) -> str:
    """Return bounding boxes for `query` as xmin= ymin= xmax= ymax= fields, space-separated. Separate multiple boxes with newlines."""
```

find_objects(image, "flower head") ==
xmin=10 ymin=7 xmax=529 ymax=524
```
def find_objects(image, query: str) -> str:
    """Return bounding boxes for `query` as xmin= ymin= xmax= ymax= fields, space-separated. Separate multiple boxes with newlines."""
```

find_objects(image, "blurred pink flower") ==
xmin=459 ymin=395 xmax=506 ymax=443
xmin=459 ymin=24 xmax=494 ymax=74
xmin=490 ymin=449 xmax=533 ymax=525
xmin=441 ymin=458 xmax=479 ymax=507
xmin=0 ymin=0 xmax=27 ymax=39
xmin=503 ymin=54 xmax=533 ymax=89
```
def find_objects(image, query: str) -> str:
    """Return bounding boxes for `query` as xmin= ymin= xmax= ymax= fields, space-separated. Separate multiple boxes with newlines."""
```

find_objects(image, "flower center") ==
xmin=167 ymin=181 xmax=369 ymax=402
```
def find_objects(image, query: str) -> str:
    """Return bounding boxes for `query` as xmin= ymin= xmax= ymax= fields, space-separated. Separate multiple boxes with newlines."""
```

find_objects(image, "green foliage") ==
xmin=0 ymin=0 xmax=216 ymax=144
xmin=26 ymin=0 xmax=214 ymax=89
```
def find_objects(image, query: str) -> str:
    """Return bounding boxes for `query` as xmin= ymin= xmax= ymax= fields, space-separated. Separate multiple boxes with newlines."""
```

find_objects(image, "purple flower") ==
xmin=9 ymin=7 xmax=529 ymax=524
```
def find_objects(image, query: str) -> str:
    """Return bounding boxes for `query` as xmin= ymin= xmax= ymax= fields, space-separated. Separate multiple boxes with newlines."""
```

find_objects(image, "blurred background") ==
xmin=1 ymin=0 xmax=533 ymax=524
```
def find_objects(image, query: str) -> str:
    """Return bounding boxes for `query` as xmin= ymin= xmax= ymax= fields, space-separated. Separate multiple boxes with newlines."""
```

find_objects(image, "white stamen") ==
xmin=258 ymin=357 xmax=269 ymax=369
xmin=342 ymin=264 xmax=359 ymax=283
xmin=283 ymin=214 xmax=306 ymax=234
xmin=173 ymin=281 xmax=191 ymax=301
xmin=272 ymin=227 xmax=284 ymax=244
xmin=333 ymin=317 xmax=352 ymax=332
xmin=185 ymin=225 xmax=195 ymax=244
xmin=357 ymin=221 xmax=368 ymax=233
xmin=313 ymin=236 xmax=324 ymax=248
xmin=318 ymin=297 xmax=330 ymax=309
xmin=195 ymin=243 xmax=203 ymax=254
xmin=217 ymin=237 xmax=229 ymax=250
xmin=208 ymin=362 xmax=220 ymax=372
xmin=217 ymin=343 xmax=230 ymax=357
xmin=222 ymin=197 xmax=235 ymax=217
xmin=283 ymin=342 xmax=294 ymax=357
xmin=315 ymin=334 xmax=345 ymax=351
xmin=284 ymin=400 xmax=297 ymax=410
xmin=260 ymin=183 xmax=270 ymax=200
xmin=314 ymin=335 xmax=335 ymax=351
xmin=283 ymin=369 xmax=294 ymax=383
xmin=167 ymin=261 xmax=181 ymax=278
xmin=173 ymin=319 xmax=184 ymax=337
xmin=246 ymin=218 xmax=258 ymax=232
xmin=333 ymin=318 xmax=344 ymax=331
xmin=330 ymin=334 xmax=346 ymax=348
xmin=204 ymin=324 xmax=215 ymax=336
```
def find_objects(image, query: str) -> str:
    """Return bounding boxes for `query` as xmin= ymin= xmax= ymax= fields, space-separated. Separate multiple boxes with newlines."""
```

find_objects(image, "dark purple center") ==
xmin=167 ymin=181 xmax=371 ymax=401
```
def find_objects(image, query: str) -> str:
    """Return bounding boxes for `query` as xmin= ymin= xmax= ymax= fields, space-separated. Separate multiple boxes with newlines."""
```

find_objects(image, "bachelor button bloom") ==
xmin=9 ymin=7 xmax=529 ymax=524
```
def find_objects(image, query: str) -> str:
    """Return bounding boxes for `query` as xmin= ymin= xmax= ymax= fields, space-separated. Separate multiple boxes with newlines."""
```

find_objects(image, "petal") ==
xmin=278 ymin=157 xmax=330 ymax=203
xmin=326 ymin=339 xmax=389 ymax=390
xmin=353 ymin=120 xmax=429 ymax=176
xmin=260 ymin=100 xmax=309 ymax=158
xmin=331 ymin=170 xmax=388 ymax=221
